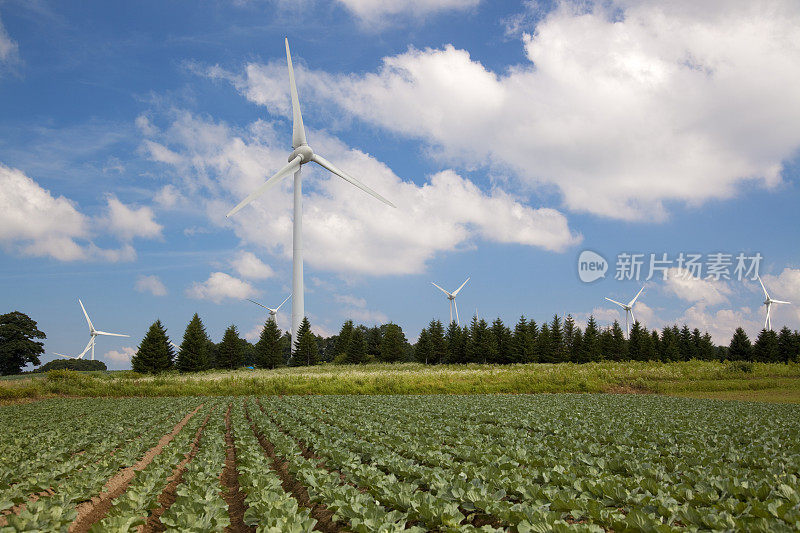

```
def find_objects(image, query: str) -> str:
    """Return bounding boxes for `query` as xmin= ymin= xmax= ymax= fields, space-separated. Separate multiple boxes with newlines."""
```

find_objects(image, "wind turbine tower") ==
xmin=431 ymin=277 xmax=470 ymax=325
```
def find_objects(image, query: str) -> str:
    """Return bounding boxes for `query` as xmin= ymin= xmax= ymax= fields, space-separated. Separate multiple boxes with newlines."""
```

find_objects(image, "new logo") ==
xmin=578 ymin=250 xmax=608 ymax=283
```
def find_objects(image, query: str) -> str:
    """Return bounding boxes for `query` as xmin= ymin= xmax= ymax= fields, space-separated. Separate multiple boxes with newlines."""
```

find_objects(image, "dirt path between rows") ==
xmin=244 ymin=401 xmax=341 ymax=533
xmin=221 ymin=403 xmax=253 ymax=533
xmin=140 ymin=407 xmax=215 ymax=533
xmin=68 ymin=403 xmax=204 ymax=533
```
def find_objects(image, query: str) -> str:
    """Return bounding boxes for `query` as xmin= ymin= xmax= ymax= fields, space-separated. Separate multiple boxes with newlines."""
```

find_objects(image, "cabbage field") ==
xmin=1 ymin=394 xmax=799 ymax=532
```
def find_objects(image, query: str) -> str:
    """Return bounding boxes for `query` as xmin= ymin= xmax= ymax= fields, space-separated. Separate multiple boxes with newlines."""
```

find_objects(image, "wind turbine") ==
xmin=226 ymin=39 xmax=395 ymax=350
xmin=758 ymin=276 xmax=791 ymax=330
xmin=431 ymin=277 xmax=470 ymax=325
xmin=54 ymin=299 xmax=129 ymax=360
xmin=247 ymin=294 xmax=292 ymax=322
xmin=604 ymin=285 xmax=645 ymax=338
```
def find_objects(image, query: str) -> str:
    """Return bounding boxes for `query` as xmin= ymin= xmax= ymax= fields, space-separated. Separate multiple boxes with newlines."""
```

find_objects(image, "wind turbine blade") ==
xmin=758 ymin=276 xmax=770 ymax=299
xmin=226 ymin=156 xmax=302 ymax=218
xmin=604 ymin=297 xmax=626 ymax=308
xmin=94 ymin=331 xmax=130 ymax=337
xmin=628 ymin=284 xmax=645 ymax=307
xmin=276 ymin=293 xmax=292 ymax=311
xmin=78 ymin=299 xmax=94 ymax=331
xmin=454 ymin=299 xmax=460 ymax=326
xmin=772 ymin=300 xmax=791 ymax=305
xmin=285 ymin=38 xmax=307 ymax=149
xmin=431 ymin=282 xmax=452 ymax=297
xmin=247 ymin=298 xmax=271 ymax=311
xmin=312 ymin=154 xmax=396 ymax=208
xmin=54 ymin=353 xmax=73 ymax=359
xmin=452 ymin=277 xmax=470 ymax=297
xmin=630 ymin=308 xmax=636 ymax=326
xmin=76 ymin=338 xmax=94 ymax=359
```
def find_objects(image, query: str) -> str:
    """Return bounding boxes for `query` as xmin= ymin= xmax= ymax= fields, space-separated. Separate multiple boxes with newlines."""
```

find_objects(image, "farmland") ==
xmin=1 ymin=394 xmax=799 ymax=532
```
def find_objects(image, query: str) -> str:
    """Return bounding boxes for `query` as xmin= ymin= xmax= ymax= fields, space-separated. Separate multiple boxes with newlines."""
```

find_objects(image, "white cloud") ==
xmin=135 ymin=115 xmax=158 ymax=137
xmin=231 ymin=250 xmax=274 ymax=279
xmin=233 ymin=0 xmax=800 ymax=220
xmin=334 ymin=0 xmax=480 ymax=25
xmin=677 ymin=303 xmax=763 ymax=346
xmin=101 ymin=195 xmax=163 ymax=241
xmin=104 ymin=346 xmax=136 ymax=364
xmin=187 ymin=272 xmax=257 ymax=303
xmin=663 ymin=267 xmax=732 ymax=305
xmin=142 ymin=112 xmax=579 ymax=276
xmin=143 ymin=140 xmax=182 ymax=165
xmin=761 ymin=268 xmax=800 ymax=325
xmin=136 ymin=274 xmax=168 ymax=296
xmin=0 ymin=163 xmax=90 ymax=260
xmin=0 ymin=16 xmax=19 ymax=64
xmin=154 ymin=184 xmax=183 ymax=209
xmin=344 ymin=307 xmax=388 ymax=324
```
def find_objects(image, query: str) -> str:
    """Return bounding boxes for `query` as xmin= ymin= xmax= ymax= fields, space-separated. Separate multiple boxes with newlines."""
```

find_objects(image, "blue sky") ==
xmin=1 ymin=0 xmax=799 ymax=369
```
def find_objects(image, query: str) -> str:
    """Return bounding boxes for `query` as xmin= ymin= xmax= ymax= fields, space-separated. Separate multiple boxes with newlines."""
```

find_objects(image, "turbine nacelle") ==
xmin=289 ymin=144 xmax=314 ymax=163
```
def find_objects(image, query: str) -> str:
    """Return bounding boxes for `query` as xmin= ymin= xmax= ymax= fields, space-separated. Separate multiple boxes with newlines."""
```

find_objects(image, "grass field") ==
xmin=1 ymin=360 xmax=799 ymax=402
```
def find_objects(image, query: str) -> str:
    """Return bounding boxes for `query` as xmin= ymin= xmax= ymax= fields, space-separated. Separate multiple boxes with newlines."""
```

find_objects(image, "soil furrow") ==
xmin=68 ymin=403 xmax=204 ymax=533
xmin=140 ymin=407 xmax=215 ymax=533
xmin=221 ymin=403 xmax=253 ymax=533
xmin=243 ymin=401 xmax=341 ymax=533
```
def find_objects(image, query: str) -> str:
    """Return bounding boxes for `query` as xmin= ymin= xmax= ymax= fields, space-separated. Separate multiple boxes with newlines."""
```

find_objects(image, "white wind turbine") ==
xmin=247 ymin=294 xmax=292 ymax=323
xmin=758 ymin=276 xmax=791 ymax=331
xmin=226 ymin=39 xmax=395 ymax=350
xmin=604 ymin=285 xmax=645 ymax=338
xmin=431 ymin=277 xmax=470 ymax=325
xmin=54 ymin=299 xmax=129 ymax=360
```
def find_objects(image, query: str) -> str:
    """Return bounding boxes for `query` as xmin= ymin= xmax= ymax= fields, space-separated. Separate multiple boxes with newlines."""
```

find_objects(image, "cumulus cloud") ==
xmin=187 ymin=272 xmax=257 ymax=303
xmin=231 ymin=251 xmax=274 ymax=279
xmin=662 ymin=267 xmax=732 ymax=305
xmin=104 ymin=346 xmax=136 ymax=364
xmin=154 ymin=184 xmax=183 ymax=209
xmin=101 ymin=195 xmax=163 ymax=241
xmin=0 ymin=16 xmax=18 ymax=65
xmin=0 ymin=163 xmax=90 ymax=260
xmin=141 ymin=112 xmax=579 ymax=276
xmin=230 ymin=0 xmax=800 ymax=220
xmin=334 ymin=0 xmax=480 ymax=25
xmin=761 ymin=268 xmax=800 ymax=324
xmin=135 ymin=274 xmax=168 ymax=296
xmin=677 ymin=303 xmax=764 ymax=346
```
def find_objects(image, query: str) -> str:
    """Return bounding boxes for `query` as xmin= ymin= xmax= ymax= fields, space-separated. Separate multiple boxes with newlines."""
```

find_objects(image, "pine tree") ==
xmin=365 ymin=326 xmax=382 ymax=359
xmin=491 ymin=318 xmax=513 ymax=364
xmin=255 ymin=318 xmax=284 ymax=369
xmin=628 ymin=321 xmax=645 ymax=361
xmin=511 ymin=316 xmax=530 ymax=363
xmin=582 ymin=316 xmax=601 ymax=362
xmin=598 ymin=327 xmax=614 ymax=361
xmin=334 ymin=320 xmax=354 ymax=359
xmin=415 ymin=328 xmax=432 ymax=364
xmin=650 ymin=330 xmax=661 ymax=359
xmin=660 ymin=326 xmax=680 ymax=361
xmin=427 ymin=320 xmax=447 ymax=364
xmin=753 ymin=329 xmax=779 ymax=363
xmin=549 ymin=315 xmax=565 ymax=363
xmin=536 ymin=323 xmax=551 ymax=363
xmin=379 ymin=323 xmax=407 ymax=363
xmin=444 ymin=321 xmax=466 ymax=364
xmin=344 ymin=327 xmax=367 ymax=364
xmin=571 ymin=328 xmax=585 ymax=363
xmin=292 ymin=317 xmax=319 ymax=366
xmin=216 ymin=324 xmax=243 ymax=369
xmin=132 ymin=320 xmax=174 ymax=374
xmin=563 ymin=315 xmax=576 ymax=361
xmin=728 ymin=327 xmax=753 ymax=361
xmin=698 ymin=332 xmax=716 ymax=360
xmin=466 ymin=317 xmax=495 ymax=363
xmin=610 ymin=320 xmax=628 ymax=361
xmin=527 ymin=319 xmax=539 ymax=362
xmin=176 ymin=313 xmax=211 ymax=372
xmin=678 ymin=325 xmax=696 ymax=361
xmin=777 ymin=327 xmax=797 ymax=363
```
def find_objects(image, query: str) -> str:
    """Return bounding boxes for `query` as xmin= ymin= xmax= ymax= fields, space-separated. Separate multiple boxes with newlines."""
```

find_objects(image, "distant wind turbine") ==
xmin=432 ymin=277 xmax=470 ymax=325
xmin=54 ymin=299 xmax=129 ymax=360
xmin=758 ymin=276 xmax=791 ymax=330
xmin=247 ymin=294 xmax=292 ymax=322
xmin=226 ymin=39 xmax=395 ymax=350
xmin=604 ymin=285 xmax=645 ymax=338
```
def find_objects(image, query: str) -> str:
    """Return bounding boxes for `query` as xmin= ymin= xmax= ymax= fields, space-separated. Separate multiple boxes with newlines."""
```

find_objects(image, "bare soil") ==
xmin=221 ymin=404 xmax=254 ymax=533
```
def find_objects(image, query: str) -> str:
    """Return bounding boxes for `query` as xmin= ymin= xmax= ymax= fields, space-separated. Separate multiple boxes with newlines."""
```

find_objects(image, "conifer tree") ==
xmin=334 ymin=320 xmax=354 ymax=359
xmin=536 ymin=323 xmax=552 ymax=363
xmin=292 ymin=317 xmax=319 ymax=366
xmin=427 ymin=320 xmax=447 ymax=364
xmin=698 ymin=332 xmax=716 ymax=360
xmin=511 ymin=316 xmax=530 ymax=363
xmin=549 ymin=315 xmax=565 ymax=363
xmin=563 ymin=315 xmax=576 ymax=361
xmin=415 ymin=328 xmax=432 ymax=364
xmin=345 ymin=327 xmax=367 ymax=364
xmin=777 ymin=327 xmax=797 ymax=363
xmin=379 ymin=323 xmax=407 ymax=363
xmin=660 ymin=326 xmax=680 ymax=361
xmin=365 ymin=326 xmax=382 ymax=359
xmin=582 ymin=316 xmax=601 ymax=362
xmin=678 ymin=325 xmax=696 ymax=361
xmin=571 ymin=328 xmax=585 ymax=362
xmin=444 ymin=321 xmax=466 ymax=363
xmin=628 ymin=322 xmax=646 ymax=361
xmin=650 ymin=330 xmax=661 ymax=359
xmin=753 ymin=328 xmax=779 ymax=363
xmin=216 ymin=324 xmax=243 ymax=369
xmin=610 ymin=320 xmax=628 ymax=361
xmin=728 ymin=327 xmax=753 ymax=361
xmin=255 ymin=318 xmax=284 ymax=369
xmin=132 ymin=319 xmax=174 ymax=374
xmin=491 ymin=318 xmax=513 ymax=364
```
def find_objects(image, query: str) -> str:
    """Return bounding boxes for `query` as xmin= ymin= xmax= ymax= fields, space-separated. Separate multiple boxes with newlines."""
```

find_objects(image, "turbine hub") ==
xmin=289 ymin=144 xmax=314 ymax=163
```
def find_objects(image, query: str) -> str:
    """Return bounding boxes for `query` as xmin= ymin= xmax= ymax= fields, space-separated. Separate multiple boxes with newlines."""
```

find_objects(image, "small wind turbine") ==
xmin=247 ymin=294 xmax=292 ymax=322
xmin=758 ymin=276 xmax=791 ymax=330
xmin=226 ymin=39 xmax=395 ymax=351
xmin=54 ymin=299 xmax=129 ymax=360
xmin=605 ymin=285 xmax=645 ymax=338
xmin=431 ymin=277 xmax=470 ymax=325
